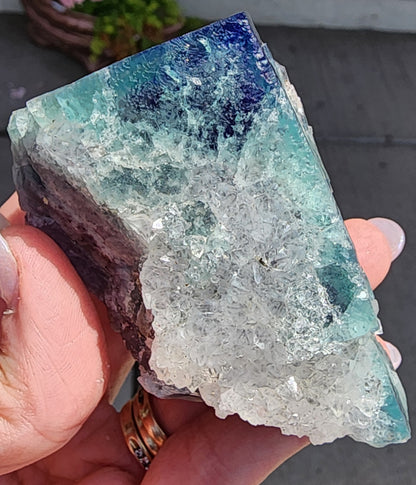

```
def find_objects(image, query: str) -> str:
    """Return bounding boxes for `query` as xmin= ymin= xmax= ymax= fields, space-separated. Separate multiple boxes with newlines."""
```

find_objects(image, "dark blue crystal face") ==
xmin=108 ymin=13 xmax=279 ymax=156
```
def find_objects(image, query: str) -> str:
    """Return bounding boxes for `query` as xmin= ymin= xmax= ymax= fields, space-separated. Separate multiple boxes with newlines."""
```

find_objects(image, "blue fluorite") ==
xmin=8 ymin=13 xmax=410 ymax=447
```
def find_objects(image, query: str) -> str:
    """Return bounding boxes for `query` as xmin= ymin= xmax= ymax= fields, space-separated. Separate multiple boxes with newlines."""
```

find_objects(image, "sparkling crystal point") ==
xmin=8 ymin=12 xmax=410 ymax=447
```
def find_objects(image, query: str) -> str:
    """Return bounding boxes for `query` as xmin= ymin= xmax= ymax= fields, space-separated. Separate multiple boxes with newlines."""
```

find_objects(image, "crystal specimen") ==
xmin=8 ymin=13 xmax=410 ymax=447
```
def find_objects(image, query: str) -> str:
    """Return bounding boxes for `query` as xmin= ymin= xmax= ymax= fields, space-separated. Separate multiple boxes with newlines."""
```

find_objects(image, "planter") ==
xmin=22 ymin=0 xmax=184 ymax=72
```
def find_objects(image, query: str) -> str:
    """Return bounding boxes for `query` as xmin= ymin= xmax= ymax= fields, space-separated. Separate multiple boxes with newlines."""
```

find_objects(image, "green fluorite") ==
xmin=8 ymin=13 xmax=410 ymax=447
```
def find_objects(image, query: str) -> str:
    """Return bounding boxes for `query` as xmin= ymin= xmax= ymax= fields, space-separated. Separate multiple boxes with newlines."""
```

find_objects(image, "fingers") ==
xmin=345 ymin=217 xmax=405 ymax=369
xmin=0 ymin=193 xmax=404 ymax=480
xmin=0 ymin=225 xmax=109 ymax=474
xmin=344 ymin=217 xmax=405 ymax=289
xmin=345 ymin=218 xmax=392 ymax=289
xmin=143 ymin=411 xmax=309 ymax=485
xmin=376 ymin=336 xmax=402 ymax=370
xmin=368 ymin=217 xmax=405 ymax=261
xmin=151 ymin=396 xmax=207 ymax=435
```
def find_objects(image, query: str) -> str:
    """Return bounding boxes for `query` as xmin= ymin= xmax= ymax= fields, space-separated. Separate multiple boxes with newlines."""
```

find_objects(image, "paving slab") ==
xmin=259 ymin=26 xmax=416 ymax=141
xmin=0 ymin=13 xmax=85 ymax=132
xmin=0 ymin=135 xmax=14 ymax=204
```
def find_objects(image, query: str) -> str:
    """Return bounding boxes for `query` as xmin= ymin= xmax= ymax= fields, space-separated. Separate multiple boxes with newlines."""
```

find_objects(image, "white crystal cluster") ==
xmin=9 ymin=29 xmax=408 ymax=445
xmin=134 ymin=71 xmax=399 ymax=444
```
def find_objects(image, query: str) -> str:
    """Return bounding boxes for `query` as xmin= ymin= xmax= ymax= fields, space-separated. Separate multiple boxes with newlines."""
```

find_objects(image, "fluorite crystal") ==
xmin=8 ymin=13 xmax=410 ymax=447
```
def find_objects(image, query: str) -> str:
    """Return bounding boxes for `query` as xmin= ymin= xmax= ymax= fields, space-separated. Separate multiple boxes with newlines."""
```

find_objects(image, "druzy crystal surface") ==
xmin=9 ymin=13 xmax=410 ymax=447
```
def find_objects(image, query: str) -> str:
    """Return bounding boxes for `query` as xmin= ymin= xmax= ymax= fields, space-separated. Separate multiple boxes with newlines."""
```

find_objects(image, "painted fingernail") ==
xmin=384 ymin=341 xmax=402 ymax=370
xmin=377 ymin=336 xmax=402 ymax=370
xmin=368 ymin=218 xmax=405 ymax=261
xmin=0 ymin=232 xmax=19 ymax=313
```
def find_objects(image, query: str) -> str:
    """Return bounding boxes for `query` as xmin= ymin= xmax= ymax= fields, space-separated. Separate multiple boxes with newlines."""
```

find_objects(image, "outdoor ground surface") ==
xmin=0 ymin=13 xmax=415 ymax=485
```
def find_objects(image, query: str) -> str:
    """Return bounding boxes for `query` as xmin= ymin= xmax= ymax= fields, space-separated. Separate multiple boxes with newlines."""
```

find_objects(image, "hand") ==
xmin=0 ymin=193 xmax=402 ymax=484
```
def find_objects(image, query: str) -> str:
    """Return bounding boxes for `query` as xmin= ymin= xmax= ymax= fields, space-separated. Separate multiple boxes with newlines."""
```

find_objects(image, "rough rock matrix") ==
xmin=8 ymin=13 xmax=410 ymax=447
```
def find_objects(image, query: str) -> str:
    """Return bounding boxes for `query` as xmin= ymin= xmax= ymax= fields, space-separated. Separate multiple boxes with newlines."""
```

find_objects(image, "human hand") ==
xmin=0 ymin=193 xmax=403 ymax=484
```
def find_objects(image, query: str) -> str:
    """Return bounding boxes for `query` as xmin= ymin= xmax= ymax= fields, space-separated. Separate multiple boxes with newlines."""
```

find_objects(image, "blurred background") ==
xmin=0 ymin=1 xmax=415 ymax=484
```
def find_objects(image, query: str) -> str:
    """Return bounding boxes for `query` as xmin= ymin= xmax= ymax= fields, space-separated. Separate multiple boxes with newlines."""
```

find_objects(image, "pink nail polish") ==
xmin=0 ymin=233 xmax=19 ymax=313
xmin=384 ymin=341 xmax=402 ymax=370
xmin=368 ymin=218 xmax=406 ymax=261
xmin=376 ymin=336 xmax=403 ymax=370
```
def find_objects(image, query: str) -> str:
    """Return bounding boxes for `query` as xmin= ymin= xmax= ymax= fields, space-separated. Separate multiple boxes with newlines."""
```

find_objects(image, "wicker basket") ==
xmin=22 ymin=0 xmax=184 ymax=72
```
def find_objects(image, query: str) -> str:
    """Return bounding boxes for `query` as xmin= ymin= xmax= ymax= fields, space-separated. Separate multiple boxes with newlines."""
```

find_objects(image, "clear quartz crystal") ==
xmin=9 ymin=12 xmax=410 ymax=447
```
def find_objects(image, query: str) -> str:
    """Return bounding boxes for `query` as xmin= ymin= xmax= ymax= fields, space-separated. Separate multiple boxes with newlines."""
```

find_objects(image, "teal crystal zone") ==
xmin=8 ymin=13 xmax=410 ymax=447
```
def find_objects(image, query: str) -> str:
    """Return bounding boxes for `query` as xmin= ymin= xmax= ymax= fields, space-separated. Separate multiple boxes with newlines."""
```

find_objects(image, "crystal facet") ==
xmin=8 ymin=12 xmax=410 ymax=447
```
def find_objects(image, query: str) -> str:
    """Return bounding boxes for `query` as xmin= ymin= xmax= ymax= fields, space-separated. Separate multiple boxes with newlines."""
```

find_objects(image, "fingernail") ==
xmin=0 ymin=231 xmax=19 ymax=313
xmin=384 ymin=341 xmax=402 ymax=370
xmin=368 ymin=218 xmax=405 ymax=261
xmin=377 ymin=336 xmax=402 ymax=370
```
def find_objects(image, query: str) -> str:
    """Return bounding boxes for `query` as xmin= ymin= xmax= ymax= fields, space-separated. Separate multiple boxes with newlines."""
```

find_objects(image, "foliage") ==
xmin=72 ymin=0 xmax=184 ymax=60
xmin=178 ymin=16 xmax=208 ymax=36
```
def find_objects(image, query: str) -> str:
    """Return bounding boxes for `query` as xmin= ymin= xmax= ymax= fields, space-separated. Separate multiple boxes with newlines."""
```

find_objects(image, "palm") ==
xmin=8 ymin=401 xmax=143 ymax=484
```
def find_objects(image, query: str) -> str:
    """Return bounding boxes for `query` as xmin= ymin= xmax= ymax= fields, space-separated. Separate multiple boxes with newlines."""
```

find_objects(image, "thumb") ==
xmin=0 ymin=224 xmax=109 ymax=474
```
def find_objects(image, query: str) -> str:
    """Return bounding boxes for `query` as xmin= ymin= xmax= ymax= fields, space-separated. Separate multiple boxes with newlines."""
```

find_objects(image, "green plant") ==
xmin=73 ymin=0 xmax=184 ymax=60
